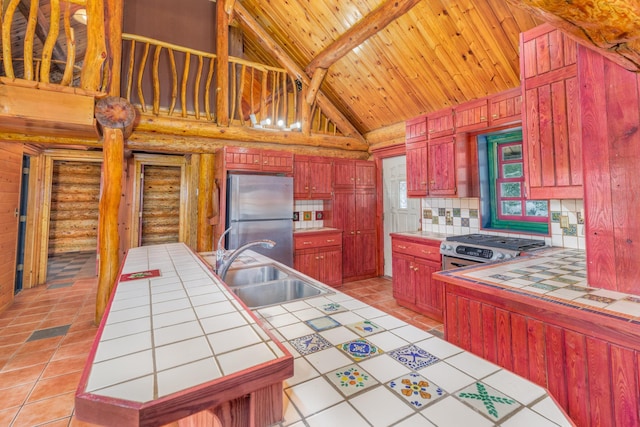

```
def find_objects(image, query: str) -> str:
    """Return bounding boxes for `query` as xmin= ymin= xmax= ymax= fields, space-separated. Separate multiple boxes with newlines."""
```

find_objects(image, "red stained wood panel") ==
xmin=564 ymin=330 xmax=589 ymax=426
xmin=611 ymin=346 xmax=640 ymax=427
xmin=496 ymin=308 xmax=513 ymax=371
xmin=586 ymin=337 xmax=613 ymax=427
xmin=469 ymin=300 xmax=483 ymax=356
xmin=526 ymin=318 xmax=547 ymax=388
xmin=445 ymin=293 xmax=459 ymax=345
xmin=545 ymin=324 xmax=568 ymax=410
xmin=510 ymin=313 xmax=529 ymax=379
xmin=458 ymin=296 xmax=471 ymax=352
xmin=481 ymin=304 xmax=498 ymax=364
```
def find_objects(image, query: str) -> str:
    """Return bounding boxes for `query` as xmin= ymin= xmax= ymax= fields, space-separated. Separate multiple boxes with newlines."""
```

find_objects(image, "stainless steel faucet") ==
xmin=215 ymin=227 xmax=276 ymax=281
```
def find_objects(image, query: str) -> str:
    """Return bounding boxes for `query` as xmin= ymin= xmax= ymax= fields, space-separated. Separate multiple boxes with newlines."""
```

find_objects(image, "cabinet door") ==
xmin=392 ymin=253 xmax=415 ymax=303
xmin=356 ymin=229 xmax=377 ymax=278
xmin=414 ymin=258 xmax=443 ymax=321
xmin=261 ymin=150 xmax=293 ymax=173
xmin=406 ymin=116 xmax=427 ymax=143
xmin=333 ymin=159 xmax=355 ymax=189
xmin=355 ymin=161 xmax=375 ymax=189
xmin=521 ymin=24 xmax=583 ymax=199
xmin=427 ymin=108 xmax=455 ymax=139
xmin=294 ymin=249 xmax=317 ymax=279
xmin=293 ymin=159 xmax=311 ymax=199
xmin=318 ymin=247 xmax=343 ymax=287
xmin=427 ymin=136 xmax=456 ymax=196
xmin=224 ymin=147 xmax=262 ymax=170
xmin=406 ymin=142 xmax=427 ymax=197
xmin=309 ymin=158 xmax=333 ymax=199
xmin=489 ymin=87 xmax=522 ymax=127
xmin=454 ymin=98 xmax=488 ymax=132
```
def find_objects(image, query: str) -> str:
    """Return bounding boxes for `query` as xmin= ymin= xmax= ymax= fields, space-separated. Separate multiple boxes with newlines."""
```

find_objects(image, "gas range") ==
xmin=440 ymin=233 xmax=547 ymax=264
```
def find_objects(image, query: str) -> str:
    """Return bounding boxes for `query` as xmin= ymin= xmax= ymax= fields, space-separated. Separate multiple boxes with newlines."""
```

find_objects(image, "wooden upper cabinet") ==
xmin=405 ymin=115 xmax=427 ymax=143
xmin=488 ymin=87 xmax=522 ymax=127
xmin=427 ymin=108 xmax=454 ymax=139
xmin=454 ymin=98 xmax=488 ymax=132
xmin=427 ymin=136 xmax=457 ymax=196
xmin=334 ymin=159 xmax=375 ymax=189
xmin=520 ymin=24 xmax=583 ymax=199
xmin=406 ymin=142 xmax=428 ymax=197
xmin=293 ymin=155 xmax=333 ymax=200
xmin=223 ymin=147 xmax=293 ymax=174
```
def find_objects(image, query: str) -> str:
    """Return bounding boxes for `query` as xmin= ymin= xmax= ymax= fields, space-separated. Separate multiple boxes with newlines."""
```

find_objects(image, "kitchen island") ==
xmin=434 ymin=247 xmax=640 ymax=427
xmin=77 ymin=242 xmax=572 ymax=426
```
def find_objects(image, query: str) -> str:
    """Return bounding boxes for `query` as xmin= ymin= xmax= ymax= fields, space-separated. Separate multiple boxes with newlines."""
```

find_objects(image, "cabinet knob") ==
xmin=397 ymin=245 xmax=407 ymax=249
xmin=350 ymin=231 xmax=355 ymax=235
xmin=311 ymin=186 xmax=316 ymax=190
xmin=326 ymin=239 xmax=335 ymax=243
xmin=480 ymin=116 xmax=487 ymax=121
xmin=356 ymin=230 xmax=361 ymax=234
xmin=254 ymin=160 xmax=260 ymax=164
xmin=492 ymin=113 xmax=498 ymax=118
xmin=303 ymin=241 xmax=312 ymax=245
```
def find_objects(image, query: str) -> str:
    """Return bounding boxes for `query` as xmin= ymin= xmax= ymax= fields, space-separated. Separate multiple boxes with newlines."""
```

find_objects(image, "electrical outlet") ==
xmin=560 ymin=215 xmax=570 ymax=228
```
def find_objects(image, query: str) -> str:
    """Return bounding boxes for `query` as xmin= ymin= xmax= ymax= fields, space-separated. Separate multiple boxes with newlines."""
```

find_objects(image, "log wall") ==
xmin=140 ymin=164 xmax=181 ymax=246
xmin=48 ymin=160 xmax=101 ymax=255
xmin=0 ymin=142 xmax=23 ymax=311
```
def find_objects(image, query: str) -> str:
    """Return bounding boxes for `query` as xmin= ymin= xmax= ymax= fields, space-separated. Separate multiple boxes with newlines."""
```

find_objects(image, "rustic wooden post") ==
xmin=197 ymin=153 xmax=215 ymax=252
xmin=104 ymin=0 xmax=124 ymax=95
xmin=216 ymin=0 xmax=230 ymax=126
xmin=94 ymin=96 xmax=136 ymax=324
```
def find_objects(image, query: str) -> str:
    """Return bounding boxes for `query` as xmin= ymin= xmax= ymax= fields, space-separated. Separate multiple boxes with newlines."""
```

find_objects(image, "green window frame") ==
xmin=486 ymin=131 xmax=549 ymax=234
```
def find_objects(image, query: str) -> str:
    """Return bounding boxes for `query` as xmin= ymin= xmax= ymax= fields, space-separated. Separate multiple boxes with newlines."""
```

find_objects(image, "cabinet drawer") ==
xmin=295 ymin=232 xmax=342 ymax=250
xmin=392 ymin=239 xmax=441 ymax=263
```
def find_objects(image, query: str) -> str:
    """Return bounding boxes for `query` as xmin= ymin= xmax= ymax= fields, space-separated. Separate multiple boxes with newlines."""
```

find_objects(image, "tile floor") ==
xmin=0 ymin=253 xmax=443 ymax=426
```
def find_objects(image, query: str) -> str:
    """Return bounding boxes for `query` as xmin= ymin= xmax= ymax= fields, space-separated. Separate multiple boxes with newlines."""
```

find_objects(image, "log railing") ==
xmin=0 ymin=0 xmax=105 ymax=91
xmin=121 ymin=33 xmax=342 ymax=134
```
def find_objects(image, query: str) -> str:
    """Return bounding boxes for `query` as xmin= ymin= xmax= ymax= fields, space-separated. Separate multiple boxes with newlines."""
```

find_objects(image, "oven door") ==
xmin=442 ymin=255 xmax=484 ymax=270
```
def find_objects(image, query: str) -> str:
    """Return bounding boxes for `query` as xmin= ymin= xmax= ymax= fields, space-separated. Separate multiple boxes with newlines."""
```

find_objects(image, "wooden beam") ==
xmin=216 ymin=0 xmax=230 ymax=126
xmin=197 ymin=153 xmax=215 ymax=252
xmin=231 ymin=1 xmax=366 ymax=142
xmin=104 ymin=0 xmax=124 ymax=95
xmin=305 ymin=0 xmax=422 ymax=74
xmin=80 ymin=0 xmax=107 ymax=91
xmin=134 ymin=115 xmax=369 ymax=151
xmin=507 ymin=0 xmax=640 ymax=71
xmin=305 ymin=68 xmax=328 ymax=106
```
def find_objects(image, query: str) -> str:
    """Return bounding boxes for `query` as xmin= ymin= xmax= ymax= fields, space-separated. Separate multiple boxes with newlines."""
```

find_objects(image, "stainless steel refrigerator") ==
xmin=226 ymin=173 xmax=294 ymax=266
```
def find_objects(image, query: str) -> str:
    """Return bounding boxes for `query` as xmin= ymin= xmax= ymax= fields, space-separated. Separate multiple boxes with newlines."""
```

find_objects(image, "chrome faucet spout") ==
xmin=216 ymin=239 xmax=276 ymax=281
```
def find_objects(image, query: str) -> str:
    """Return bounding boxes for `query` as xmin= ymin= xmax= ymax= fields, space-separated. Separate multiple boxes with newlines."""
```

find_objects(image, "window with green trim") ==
xmin=484 ymin=131 xmax=549 ymax=234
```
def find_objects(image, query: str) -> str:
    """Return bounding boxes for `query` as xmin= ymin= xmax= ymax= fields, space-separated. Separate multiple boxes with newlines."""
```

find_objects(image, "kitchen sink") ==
xmin=230 ymin=278 xmax=327 ymax=308
xmin=224 ymin=264 xmax=288 ymax=286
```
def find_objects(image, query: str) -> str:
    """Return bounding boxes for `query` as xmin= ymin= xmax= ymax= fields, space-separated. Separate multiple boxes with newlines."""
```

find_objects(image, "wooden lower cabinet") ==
xmin=294 ymin=230 xmax=342 ymax=287
xmin=443 ymin=282 xmax=640 ymax=427
xmin=391 ymin=234 xmax=443 ymax=321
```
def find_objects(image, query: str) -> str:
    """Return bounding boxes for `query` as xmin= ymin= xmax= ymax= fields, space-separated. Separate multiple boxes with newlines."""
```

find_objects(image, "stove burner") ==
xmin=445 ymin=234 xmax=546 ymax=251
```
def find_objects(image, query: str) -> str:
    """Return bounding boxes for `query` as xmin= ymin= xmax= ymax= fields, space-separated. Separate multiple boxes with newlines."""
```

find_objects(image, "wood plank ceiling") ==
xmin=237 ymin=0 xmax=541 ymax=136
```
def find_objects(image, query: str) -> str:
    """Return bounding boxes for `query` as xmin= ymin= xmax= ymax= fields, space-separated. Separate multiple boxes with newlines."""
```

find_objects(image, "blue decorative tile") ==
xmin=457 ymin=382 xmax=520 ymax=421
xmin=328 ymin=364 xmax=377 ymax=396
xmin=388 ymin=372 xmax=445 ymax=408
xmin=319 ymin=302 xmax=347 ymax=314
xmin=346 ymin=320 xmax=383 ymax=337
xmin=453 ymin=208 xmax=461 ymax=217
xmin=461 ymin=218 xmax=470 ymax=227
xmin=306 ymin=316 xmax=340 ymax=332
xmin=339 ymin=339 xmax=383 ymax=362
xmin=469 ymin=209 xmax=478 ymax=218
xmin=388 ymin=344 xmax=439 ymax=370
xmin=290 ymin=333 xmax=333 ymax=355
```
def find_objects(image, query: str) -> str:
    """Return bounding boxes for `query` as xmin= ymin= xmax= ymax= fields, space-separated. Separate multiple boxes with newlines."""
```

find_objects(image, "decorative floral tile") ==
xmin=551 ymin=212 xmax=561 ymax=222
xmin=306 ymin=316 xmax=340 ymax=332
xmin=388 ymin=372 xmax=445 ymax=408
xmin=461 ymin=218 xmax=470 ymax=227
xmin=528 ymin=283 xmax=559 ymax=292
xmin=328 ymin=364 xmax=377 ymax=396
xmin=388 ymin=344 xmax=439 ymax=370
xmin=457 ymin=382 xmax=520 ymax=421
xmin=469 ymin=209 xmax=478 ymax=218
xmin=438 ymin=208 xmax=446 ymax=216
xmin=453 ymin=208 xmax=461 ymax=217
xmin=625 ymin=296 xmax=640 ymax=304
xmin=315 ymin=211 xmax=324 ymax=220
xmin=582 ymin=294 xmax=616 ymax=304
xmin=563 ymin=224 xmax=578 ymax=236
xmin=339 ymin=339 xmax=383 ymax=362
xmin=120 ymin=269 xmax=160 ymax=281
xmin=293 ymin=212 xmax=299 ymax=221
xmin=319 ymin=302 xmax=347 ymax=314
xmin=290 ymin=333 xmax=333 ymax=356
xmin=432 ymin=216 xmax=439 ymax=225
xmin=565 ymin=284 xmax=596 ymax=293
xmin=346 ymin=320 xmax=383 ymax=337
xmin=303 ymin=211 xmax=312 ymax=221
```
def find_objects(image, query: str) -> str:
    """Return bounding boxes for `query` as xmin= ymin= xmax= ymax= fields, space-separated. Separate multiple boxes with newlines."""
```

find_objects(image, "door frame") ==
xmin=129 ymin=153 xmax=192 ymax=248
xmin=372 ymin=144 xmax=406 ymax=278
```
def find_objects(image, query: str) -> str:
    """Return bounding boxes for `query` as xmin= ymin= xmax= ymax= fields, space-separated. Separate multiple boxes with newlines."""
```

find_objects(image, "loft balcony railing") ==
xmin=1 ymin=0 xmax=342 ymax=137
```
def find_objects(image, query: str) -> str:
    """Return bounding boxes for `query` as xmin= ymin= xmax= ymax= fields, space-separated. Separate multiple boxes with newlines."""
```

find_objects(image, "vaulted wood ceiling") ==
xmin=236 ymin=0 xmax=541 ymax=136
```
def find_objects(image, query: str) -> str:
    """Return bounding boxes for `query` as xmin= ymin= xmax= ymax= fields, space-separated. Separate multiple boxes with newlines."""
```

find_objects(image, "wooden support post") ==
xmin=197 ymin=153 xmax=215 ymax=252
xmin=216 ymin=0 xmax=230 ymax=126
xmin=94 ymin=97 xmax=136 ymax=324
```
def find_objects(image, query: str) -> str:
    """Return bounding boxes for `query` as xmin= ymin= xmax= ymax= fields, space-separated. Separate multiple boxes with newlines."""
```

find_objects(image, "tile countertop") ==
xmin=435 ymin=247 xmax=640 ymax=321
xmin=202 ymin=250 xmax=574 ymax=426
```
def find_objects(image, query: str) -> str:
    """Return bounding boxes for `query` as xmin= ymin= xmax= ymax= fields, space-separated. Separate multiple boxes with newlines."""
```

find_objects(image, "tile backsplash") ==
xmin=294 ymin=200 xmax=325 ymax=230
xmin=420 ymin=198 xmax=585 ymax=250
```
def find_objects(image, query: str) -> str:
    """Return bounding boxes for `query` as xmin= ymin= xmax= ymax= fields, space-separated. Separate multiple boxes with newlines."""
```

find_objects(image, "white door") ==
xmin=382 ymin=156 xmax=421 ymax=276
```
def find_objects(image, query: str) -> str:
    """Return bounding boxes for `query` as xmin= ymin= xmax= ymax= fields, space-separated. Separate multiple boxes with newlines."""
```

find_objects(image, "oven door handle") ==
xmin=450 ymin=262 xmax=469 ymax=268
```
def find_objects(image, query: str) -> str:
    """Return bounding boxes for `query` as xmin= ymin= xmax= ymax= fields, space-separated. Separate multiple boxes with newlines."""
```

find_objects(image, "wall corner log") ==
xmin=94 ymin=97 xmax=135 ymax=324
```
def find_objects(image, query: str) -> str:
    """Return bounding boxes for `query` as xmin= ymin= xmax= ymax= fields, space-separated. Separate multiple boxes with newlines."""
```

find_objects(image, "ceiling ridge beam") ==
xmin=305 ymin=0 xmax=422 ymax=76
xmin=231 ymin=1 xmax=366 ymax=143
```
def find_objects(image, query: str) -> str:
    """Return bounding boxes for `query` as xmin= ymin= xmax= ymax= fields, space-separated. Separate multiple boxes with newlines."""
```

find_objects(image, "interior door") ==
xmin=382 ymin=156 xmax=420 ymax=276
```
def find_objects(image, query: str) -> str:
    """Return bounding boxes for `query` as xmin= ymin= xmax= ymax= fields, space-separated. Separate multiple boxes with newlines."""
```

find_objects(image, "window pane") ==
xmin=399 ymin=181 xmax=408 ymax=209
xmin=502 ymin=201 xmax=522 ymax=215
xmin=501 ymin=145 xmax=522 ymax=161
xmin=526 ymin=200 xmax=548 ymax=217
xmin=502 ymin=163 xmax=523 ymax=178
xmin=500 ymin=182 xmax=521 ymax=197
